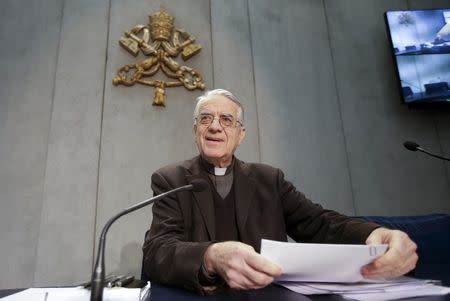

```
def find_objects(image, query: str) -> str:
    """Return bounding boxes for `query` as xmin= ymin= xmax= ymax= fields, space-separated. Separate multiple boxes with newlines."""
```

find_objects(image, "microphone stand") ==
xmin=416 ymin=147 xmax=450 ymax=162
xmin=90 ymin=184 xmax=194 ymax=301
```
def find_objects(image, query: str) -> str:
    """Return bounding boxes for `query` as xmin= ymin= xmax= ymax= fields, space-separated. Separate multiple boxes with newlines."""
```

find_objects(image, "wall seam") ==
xmin=432 ymin=116 xmax=450 ymax=194
xmin=209 ymin=0 xmax=215 ymax=87
xmin=91 ymin=0 xmax=111 ymax=270
xmin=33 ymin=0 xmax=66 ymax=286
xmin=322 ymin=0 xmax=358 ymax=215
xmin=246 ymin=0 xmax=262 ymax=163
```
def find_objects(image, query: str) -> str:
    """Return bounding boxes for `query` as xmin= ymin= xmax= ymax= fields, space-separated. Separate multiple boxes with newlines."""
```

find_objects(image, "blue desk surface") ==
xmin=149 ymin=282 xmax=450 ymax=301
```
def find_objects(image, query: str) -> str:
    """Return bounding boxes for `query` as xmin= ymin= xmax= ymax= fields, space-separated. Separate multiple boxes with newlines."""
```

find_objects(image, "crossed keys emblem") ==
xmin=112 ymin=6 xmax=205 ymax=106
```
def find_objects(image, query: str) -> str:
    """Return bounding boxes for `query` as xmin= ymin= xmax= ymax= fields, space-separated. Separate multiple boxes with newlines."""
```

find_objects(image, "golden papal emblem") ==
xmin=112 ymin=6 xmax=205 ymax=106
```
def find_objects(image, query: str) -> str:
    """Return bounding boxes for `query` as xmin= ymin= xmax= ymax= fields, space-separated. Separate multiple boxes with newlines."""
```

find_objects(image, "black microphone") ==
xmin=403 ymin=141 xmax=450 ymax=162
xmin=90 ymin=179 xmax=208 ymax=301
xmin=403 ymin=141 xmax=419 ymax=151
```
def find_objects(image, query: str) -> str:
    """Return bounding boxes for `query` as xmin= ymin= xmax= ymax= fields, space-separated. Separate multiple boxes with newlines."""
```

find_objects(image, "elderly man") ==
xmin=142 ymin=89 xmax=417 ymax=294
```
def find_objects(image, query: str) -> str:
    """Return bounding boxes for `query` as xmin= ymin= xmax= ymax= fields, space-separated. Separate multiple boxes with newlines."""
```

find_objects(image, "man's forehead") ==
xmin=199 ymin=96 xmax=238 ymax=112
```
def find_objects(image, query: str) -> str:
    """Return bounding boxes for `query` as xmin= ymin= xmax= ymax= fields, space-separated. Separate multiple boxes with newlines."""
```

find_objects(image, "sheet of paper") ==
xmin=260 ymin=239 xmax=388 ymax=282
xmin=277 ymin=277 xmax=433 ymax=294
xmin=276 ymin=276 xmax=450 ymax=299
xmin=342 ymin=284 xmax=450 ymax=301
xmin=1 ymin=287 xmax=142 ymax=301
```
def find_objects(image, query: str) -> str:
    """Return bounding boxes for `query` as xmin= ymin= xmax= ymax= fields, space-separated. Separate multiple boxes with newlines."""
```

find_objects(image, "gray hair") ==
xmin=193 ymin=89 xmax=244 ymax=125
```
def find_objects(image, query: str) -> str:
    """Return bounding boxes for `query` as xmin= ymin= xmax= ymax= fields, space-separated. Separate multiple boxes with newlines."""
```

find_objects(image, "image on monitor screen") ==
xmin=385 ymin=9 xmax=450 ymax=105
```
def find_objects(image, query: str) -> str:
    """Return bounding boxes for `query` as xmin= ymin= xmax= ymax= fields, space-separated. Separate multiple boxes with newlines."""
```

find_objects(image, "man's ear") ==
xmin=193 ymin=123 xmax=197 ymax=134
xmin=238 ymin=127 xmax=246 ymax=145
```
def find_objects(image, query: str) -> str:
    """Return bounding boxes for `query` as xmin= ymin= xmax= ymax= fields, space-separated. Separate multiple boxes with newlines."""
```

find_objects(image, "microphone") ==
xmin=90 ymin=179 xmax=208 ymax=301
xmin=403 ymin=141 xmax=450 ymax=162
xmin=403 ymin=141 xmax=419 ymax=152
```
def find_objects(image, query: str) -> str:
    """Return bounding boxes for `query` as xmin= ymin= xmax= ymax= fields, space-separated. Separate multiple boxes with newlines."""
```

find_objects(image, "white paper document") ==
xmin=277 ymin=278 xmax=450 ymax=300
xmin=342 ymin=284 xmax=450 ymax=301
xmin=260 ymin=239 xmax=388 ymax=282
xmin=1 ymin=286 xmax=142 ymax=301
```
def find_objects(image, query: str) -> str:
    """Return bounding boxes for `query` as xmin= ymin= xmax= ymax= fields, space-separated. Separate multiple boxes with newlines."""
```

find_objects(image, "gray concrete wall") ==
xmin=1 ymin=0 xmax=449 ymax=288
xmin=0 ymin=0 xmax=64 ymax=288
xmin=33 ymin=0 xmax=109 ymax=286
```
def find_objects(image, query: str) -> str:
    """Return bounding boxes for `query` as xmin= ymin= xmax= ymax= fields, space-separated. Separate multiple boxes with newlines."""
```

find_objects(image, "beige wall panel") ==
xmin=0 ymin=0 xmax=63 ymax=289
xmin=32 ymin=0 xmax=109 ymax=286
xmin=211 ymin=0 xmax=260 ymax=163
xmin=249 ymin=0 xmax=355 ymax=214
xmin=97 ymin=0 xmax=213 ymax=278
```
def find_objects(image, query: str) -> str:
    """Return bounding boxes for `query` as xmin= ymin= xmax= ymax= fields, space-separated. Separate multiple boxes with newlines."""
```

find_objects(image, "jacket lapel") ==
xmin=185 ymin=157 xmax=255 ymax=241
xmin=185 ymin=158 xmax=215 ymax=240
xmin=233 ymin=159 xmax=255 ymax=240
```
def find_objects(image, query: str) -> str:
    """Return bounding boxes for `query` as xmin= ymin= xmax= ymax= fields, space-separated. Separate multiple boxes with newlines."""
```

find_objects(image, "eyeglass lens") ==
xmin=198 ymin=114 xmax=235 ymax=127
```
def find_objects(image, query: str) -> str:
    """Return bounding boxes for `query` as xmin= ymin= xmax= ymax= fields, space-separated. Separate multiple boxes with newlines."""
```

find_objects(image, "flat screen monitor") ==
xmin=385 ymin=8 xmax=450 ymax=107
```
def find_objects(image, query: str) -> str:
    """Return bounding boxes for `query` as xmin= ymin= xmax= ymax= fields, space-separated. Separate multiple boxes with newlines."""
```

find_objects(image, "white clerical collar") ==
xmin=214 ymin=167 xmax=227 ymax=176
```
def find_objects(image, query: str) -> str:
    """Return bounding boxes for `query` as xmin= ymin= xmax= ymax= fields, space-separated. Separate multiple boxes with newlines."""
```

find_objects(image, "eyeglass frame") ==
xmin=194 ymin=112 xmax=243 ymax=128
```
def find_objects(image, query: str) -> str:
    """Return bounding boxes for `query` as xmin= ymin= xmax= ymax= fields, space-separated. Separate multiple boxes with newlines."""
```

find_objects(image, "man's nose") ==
xmin=208 ymin=118 xmax=222 ymax=131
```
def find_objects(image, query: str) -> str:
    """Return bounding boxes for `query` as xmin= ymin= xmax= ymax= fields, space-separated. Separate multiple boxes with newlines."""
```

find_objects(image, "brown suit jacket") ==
xmin=142 ymin=156 xmax=379 ymax=293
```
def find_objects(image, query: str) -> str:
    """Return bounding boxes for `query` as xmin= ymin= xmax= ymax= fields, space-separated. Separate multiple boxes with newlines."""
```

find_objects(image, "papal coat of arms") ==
xmin=112 ymin=6 xmax=205 ymax=106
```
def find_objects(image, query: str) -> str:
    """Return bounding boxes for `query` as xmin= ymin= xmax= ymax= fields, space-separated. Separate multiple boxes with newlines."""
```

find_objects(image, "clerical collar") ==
xmin=214 ymin=167 xmax=226 ymax=176
xmin=200 ymin=156 xmax=234 ymax=176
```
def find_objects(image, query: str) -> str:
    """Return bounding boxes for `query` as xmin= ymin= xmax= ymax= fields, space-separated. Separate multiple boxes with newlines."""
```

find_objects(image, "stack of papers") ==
xmin=278 ymin=278 xmax=450 ymax=301
xmin=261 ymin=239 xmax=450 ymax=300
xmin=1 ymin=286 xmax=145 ymax=301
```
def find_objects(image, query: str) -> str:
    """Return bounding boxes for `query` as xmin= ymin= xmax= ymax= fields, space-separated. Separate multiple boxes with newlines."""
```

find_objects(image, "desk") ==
xmin=0 ymin=288 xmax=24 ymax=298
xmin=1 ymin=284 xmax=449 ymax=301
xmin=149 ymin=282 xmax=450 ymax=301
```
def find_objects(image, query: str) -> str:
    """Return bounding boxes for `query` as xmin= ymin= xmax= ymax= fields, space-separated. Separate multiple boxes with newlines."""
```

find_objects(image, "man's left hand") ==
xmin=362 ymin=227 xmax=418 ymax=279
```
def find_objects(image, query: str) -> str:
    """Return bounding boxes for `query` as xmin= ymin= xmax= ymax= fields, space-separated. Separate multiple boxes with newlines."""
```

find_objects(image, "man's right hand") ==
xmin=203 ymin=241 xmax=282 ymax=290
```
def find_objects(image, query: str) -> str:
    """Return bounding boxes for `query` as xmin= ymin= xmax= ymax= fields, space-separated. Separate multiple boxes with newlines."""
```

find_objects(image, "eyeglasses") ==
xmin=195 ymin=113 xmax=242 ymax=128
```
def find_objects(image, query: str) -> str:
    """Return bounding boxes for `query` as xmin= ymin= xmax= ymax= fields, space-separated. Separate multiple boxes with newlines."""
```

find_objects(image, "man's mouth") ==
xmin=205 ymin=137 xmax=224 ymax=143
